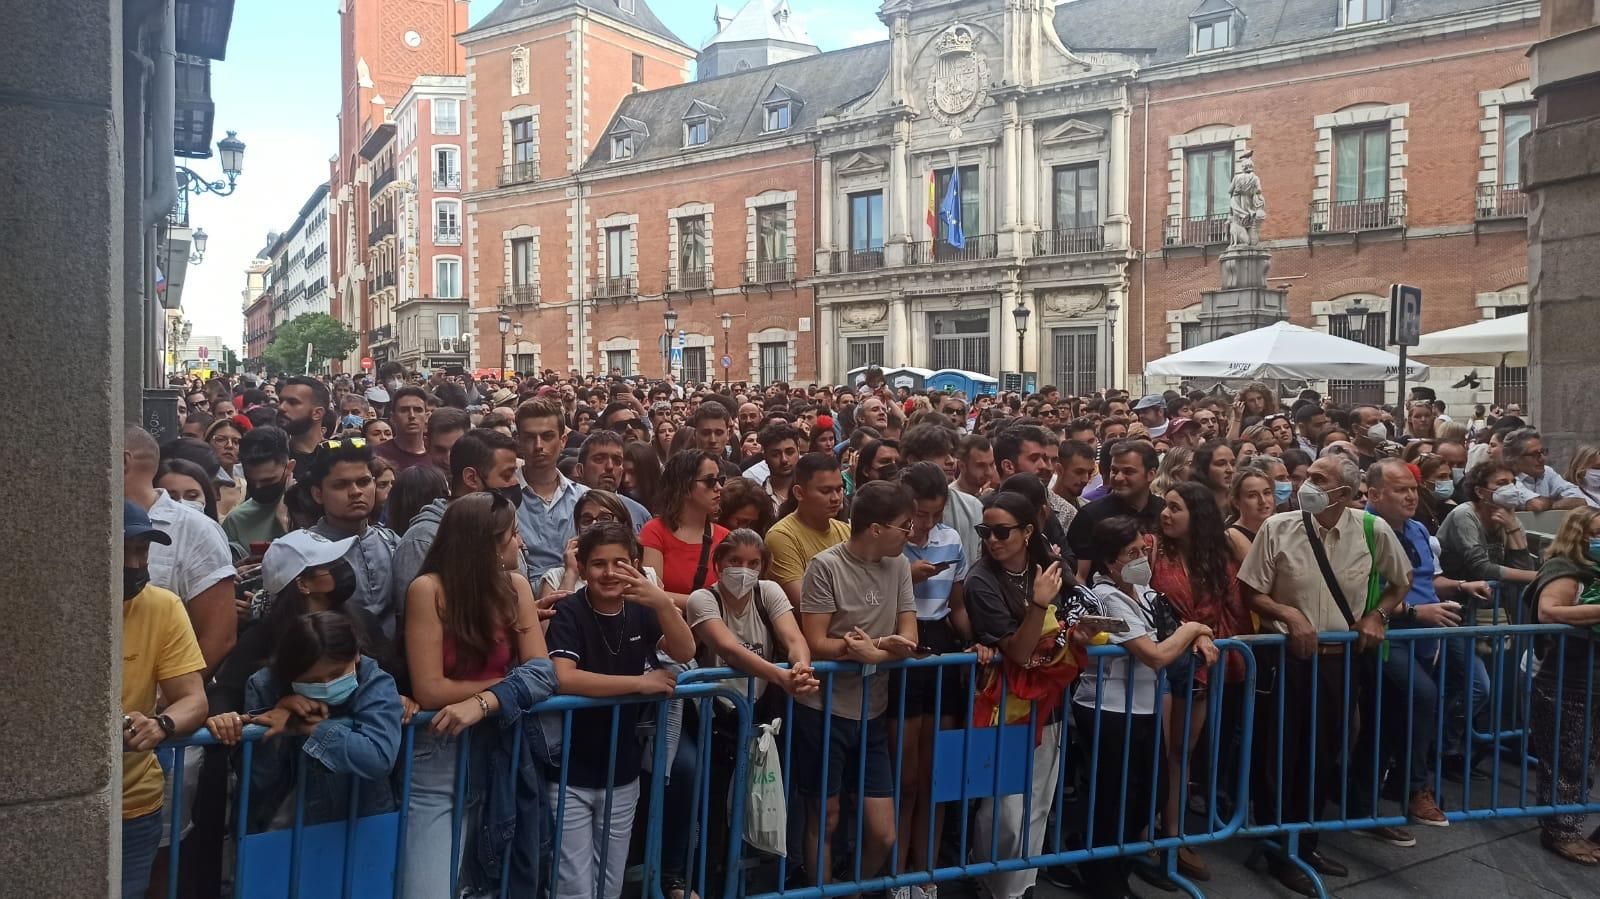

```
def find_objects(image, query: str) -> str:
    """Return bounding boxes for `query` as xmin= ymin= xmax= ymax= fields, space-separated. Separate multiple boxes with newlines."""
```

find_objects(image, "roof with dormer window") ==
xmin=469 ymin=0 xmax=688 ymax=49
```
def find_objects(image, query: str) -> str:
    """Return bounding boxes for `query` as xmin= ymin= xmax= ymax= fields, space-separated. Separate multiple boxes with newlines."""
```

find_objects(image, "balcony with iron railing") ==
xmin=1034 ymin=226 xmax=1106 ymax=257
xmin=745 ymin=257 xmax=795 ymax=285
xmin=371 ymin=167 xmax=396 ymax=195
xmin=368 ymin=219 xmax=394 ymax=245
xmin=500 ymin=285 xmax=540 ymax=308
xmin=1476 ymin=183 xmax=1528 ymax=220
xmin=1164 ymin=213 xmax=1229 ymax=248
xmin=827 ymin=247 xmax=886 ymax=274
xmin=595 ymin=275 xmax=637 ymax=299
xmin=433 ymin=171 xmax=461 ymax=191
xmin=434 ymin=226 xmax=462 ymax=246
xmin=673 ymin=268 xmax=710 ymax=292
xmin=499 ymin=161 xmax=538 ymax=187
xmin=907 ymin=234 xmax=999 ymax=265
xmin=368 ymin=324 xmax=393 ymax=345
xmin=1310 ymin=192 xmax=1407 ymax=234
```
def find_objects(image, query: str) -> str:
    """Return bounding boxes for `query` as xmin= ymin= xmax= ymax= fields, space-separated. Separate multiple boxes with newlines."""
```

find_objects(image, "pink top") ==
xmin=443 ymin=632 xmax=514 ymax=681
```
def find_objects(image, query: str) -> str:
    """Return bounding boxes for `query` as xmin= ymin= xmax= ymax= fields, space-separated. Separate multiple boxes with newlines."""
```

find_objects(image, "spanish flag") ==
xmin=926 ymin=170 xmax=938 ymax=240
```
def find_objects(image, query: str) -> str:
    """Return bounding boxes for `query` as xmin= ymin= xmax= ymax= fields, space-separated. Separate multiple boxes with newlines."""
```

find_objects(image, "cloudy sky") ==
xmin=180 ymin=0 xmax=888 ymax=351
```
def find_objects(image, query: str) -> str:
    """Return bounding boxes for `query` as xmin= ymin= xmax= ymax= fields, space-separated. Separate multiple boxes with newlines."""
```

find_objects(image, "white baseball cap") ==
xmin=261 ymin=529 xmax=356 ymax=596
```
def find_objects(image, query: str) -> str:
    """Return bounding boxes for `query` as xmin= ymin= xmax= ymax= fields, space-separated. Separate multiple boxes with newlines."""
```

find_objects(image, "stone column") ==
xmin=1107 ymin=101 xmax=1132 ymax=248
xmin=817 ymin=303 xmax=837 ymax=383
xmin=888 ymin=123 xmax=911 ymax=265
xmin=1021 ymin=118 xmax=1038 ymax=232
xmin=817 ymin=153 xmax=835 ymax=260
xmin=1002 ymin=101 xmax=1020 ymax=237
xmin=0 ymin=0 xmax=122 ymax=892
xmin=888 ymin=294 xmax=911 ymax=367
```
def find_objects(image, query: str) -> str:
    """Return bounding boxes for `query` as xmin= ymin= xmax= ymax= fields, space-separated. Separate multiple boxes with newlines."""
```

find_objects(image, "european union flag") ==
xmin=939 ymin=168 xmax=965 ymax=249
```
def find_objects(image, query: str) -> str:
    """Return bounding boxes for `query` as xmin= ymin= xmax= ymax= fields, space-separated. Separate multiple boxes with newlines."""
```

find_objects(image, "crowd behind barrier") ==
xmin=148 ymin=622 xmax=1600 ymax=899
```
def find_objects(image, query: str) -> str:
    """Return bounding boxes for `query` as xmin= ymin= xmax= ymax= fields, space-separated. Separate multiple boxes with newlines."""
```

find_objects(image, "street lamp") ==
xmin=497 ymin=313 xmax=512 ymax=380
xmin=1105 ymin=299 xmax=1121 ymax=391
xmin=191 ymin=228 xmax=209 ymax=264
xmin=662 ymin=306 xmax=679 ymax=379
xmin=1012 ymin=299 xmax=1031 ymax=381
xmin=720 ymin=311 xmax=733 ymax=387
xmin=511 ymin=320 xmax=524 ymax=375
xmin=1344 ymin=300 xmax=1370 ymax=336
xmin=176 ymin=131 xmax=247 ymax=197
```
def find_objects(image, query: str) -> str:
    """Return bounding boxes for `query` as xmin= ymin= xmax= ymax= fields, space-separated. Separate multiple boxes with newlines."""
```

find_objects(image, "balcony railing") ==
xmin=368 ymin=220 xmax=394 ymax=245
xmin=1477 ymin=183 xmax=1528 ymax=220
xmin=433 ymin=172 xmax=461 ymax=191
xmin=675 ymin=269 xmax=709 ymax=291
xmin=499 ymin=161 xmax=538 ymax=187
xmin=368 ymin=325 xmax=393 ymax=344
xmin=1164 ymin=213 xmax=1229 ymax=247
xmin=1310 ymin=192 xmax=1407 ymax=234
xmin=371 ymin=168 xmax=396 ymax=195
xmin=829 ymin=247 xmax=886 ymax=274
xmin=1034 ymin=226 xmax=1106 ymax=256
xmin=500 ymin=285 xmax=540 ymax=308
xmin=434 ymin=226 xmax=462 ymax=246
xmin=372 ymin=271 xmax=395 ymax=291
xmin=596 ymin=275 xmax=636 ymax=299
xmin=907 ymin=234 xmax=999 ymax=265
xmin=746 ymin=257 xmax=794 ymax=285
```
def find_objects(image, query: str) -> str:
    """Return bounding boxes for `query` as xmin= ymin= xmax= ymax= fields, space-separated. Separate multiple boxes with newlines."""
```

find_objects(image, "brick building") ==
xmin=1056 ymin=0 xmax=1538 ymax=408
xmin=329 ymin=0 xmax=469 ymax=372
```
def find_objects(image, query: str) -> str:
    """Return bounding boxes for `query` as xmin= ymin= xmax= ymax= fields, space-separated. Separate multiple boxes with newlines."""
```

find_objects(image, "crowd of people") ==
xmin=119 ymin=361 xmax=1600 ymax=898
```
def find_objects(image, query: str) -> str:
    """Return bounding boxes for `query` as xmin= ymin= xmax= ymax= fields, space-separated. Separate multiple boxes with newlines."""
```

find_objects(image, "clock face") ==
xmin=403 ymin=30 xmax=422 ymax=48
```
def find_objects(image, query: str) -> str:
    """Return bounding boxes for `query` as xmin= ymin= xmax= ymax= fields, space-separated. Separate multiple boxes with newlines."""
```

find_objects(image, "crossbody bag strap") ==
xmin=1302 ymin=511 xmax=1358 ymax=628
xmin=691 ymin=519 xmax=714 ymax=591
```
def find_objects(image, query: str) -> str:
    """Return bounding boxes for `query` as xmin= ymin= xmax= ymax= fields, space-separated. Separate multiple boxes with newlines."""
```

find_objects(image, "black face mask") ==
xmin=326 ymin=559 xmax=358 ymax=606
xmin=491 ymin=483 xmax=524 ymax=509
xmin=248 ymin=477 xmax=287 ymax=506
xmin=124 ymin=566 xmax=151 ymax=601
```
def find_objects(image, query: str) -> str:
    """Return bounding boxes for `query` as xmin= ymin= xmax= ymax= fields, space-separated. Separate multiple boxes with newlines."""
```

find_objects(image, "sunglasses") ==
xmin=975 ymin=523 xmax=1024 ymax=541
xmin=577 ymin=512 xmax=618 ymax=529
xmin=322 ymin=437 xmax=368 ymax=450
xmin=878 ymin=522 xmax=913 ymax=536
xmin=695 ymin=475 xmax=727 ymax=489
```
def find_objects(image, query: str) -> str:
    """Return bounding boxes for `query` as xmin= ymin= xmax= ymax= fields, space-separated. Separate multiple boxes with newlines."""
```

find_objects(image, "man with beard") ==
xmin=277 ymin=376 xmax=331 ymax=473
xmin=222 ymin=425 xmax=293 ymax=553
xmin=306 ymin=437 xmax=400 ymax=656
xmin=392 ymin=428 xmax=525 ymax=601
xmin=1065 ymin=440 xmax=1163 ymax=581
xmin=574 ymin=429 xmax=650 ymax=529
xmin=373 ymin=385 xmax=433 ymax=472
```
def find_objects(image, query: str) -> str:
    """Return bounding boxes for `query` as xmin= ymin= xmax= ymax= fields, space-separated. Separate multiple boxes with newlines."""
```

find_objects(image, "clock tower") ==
xmin=330 ymin=0 xmax=470 ymax=361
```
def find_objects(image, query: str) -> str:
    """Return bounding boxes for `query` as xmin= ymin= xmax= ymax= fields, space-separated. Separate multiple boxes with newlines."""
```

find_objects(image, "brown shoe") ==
xmin=1358 ymin=824 xmax=1417 ymax=847
xmin=1409 ymin=789 xmax=1449 ymax=827
xmin=1176 ymin=846 xmax=1211 ymax=881
xmin=1268 ymin=859 xmax=1319 ymax=897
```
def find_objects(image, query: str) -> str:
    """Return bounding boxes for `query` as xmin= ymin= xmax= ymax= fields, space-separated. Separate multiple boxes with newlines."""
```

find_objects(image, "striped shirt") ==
xmin=903 ymin=524 xmax=968 ymax=621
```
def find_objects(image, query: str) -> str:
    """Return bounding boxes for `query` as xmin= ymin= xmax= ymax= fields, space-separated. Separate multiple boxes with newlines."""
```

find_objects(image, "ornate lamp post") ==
xmin=662 ymin=306 xmax=679 ymax=379
xmin=497 ymin=313 xmax=512 ymax=380
xmin=720 ymin=311 xmax=733 ymax=387
xmin=1012 ymin=299 xmax=1031 ymax=381
xmin=176 ymin=131 xmax=247 ymax=197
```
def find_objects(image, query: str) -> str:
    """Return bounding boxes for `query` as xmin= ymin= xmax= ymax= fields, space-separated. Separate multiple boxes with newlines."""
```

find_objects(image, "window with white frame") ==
xmin=678 ymin=215 xmax=706 ymax=285
xmin=437 ymin=313 xmax=461 ymax=342
xmin=682 ymin=347 xmax=707 ymax=384
xmin=433 ymin=98 xmax=459 ymax=135
xmin=1185 ymin=146 xmax=1233 ymax=218
xmin=1333 ymin=125 xmax=1390 ymax=203
xmin=1500 ymin=105 xmax=1533 ymax=185
xmin=434 ymin=258 xmax=461 ymax=298
xmin=606 ymin=349 xmax=634 ymax=375
xmin=1341 ymin=0 xmax=1385 ymax=27
xmin=1193 ymin=17 xmax=1232 ymax=52
xmin=758 ymin=342 xmax=790 ymax=385
xmin=611 ymin=132 xmax=635 ymax=162
xmin=434 ymin=147 xmax=460 ymax=189
xmin=434 ymin=200 xmax=462 ymax=245
xmin=685 ymin=118 xmax=709 ymax=147
xmin=511 ymin=238 xmax=537 ymax=288
xmin=604 ymin=226 xmax=632 ymax=293
xmin=764 ymin=102 xmax=792 ymax=132
xmin=846 ymin=337 xmax=885 ymax=372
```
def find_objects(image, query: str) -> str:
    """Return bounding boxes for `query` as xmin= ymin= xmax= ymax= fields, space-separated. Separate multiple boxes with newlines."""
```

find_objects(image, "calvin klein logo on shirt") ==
xmin=864 ymin=588 xmax=882 ymax=606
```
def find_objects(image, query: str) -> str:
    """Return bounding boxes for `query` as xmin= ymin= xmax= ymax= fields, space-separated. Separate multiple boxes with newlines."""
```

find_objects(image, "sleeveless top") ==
xmin=442 ymin=631 xmax=514 ymax=680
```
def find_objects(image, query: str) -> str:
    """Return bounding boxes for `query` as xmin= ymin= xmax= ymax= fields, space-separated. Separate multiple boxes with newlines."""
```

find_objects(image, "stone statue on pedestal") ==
xmin=1228 ymin=154 xmax=1265 ymax=249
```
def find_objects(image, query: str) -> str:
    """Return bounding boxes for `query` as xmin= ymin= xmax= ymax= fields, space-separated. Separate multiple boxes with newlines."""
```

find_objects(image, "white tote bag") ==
xmin=743 ymin=718 xmax=787 ymax=857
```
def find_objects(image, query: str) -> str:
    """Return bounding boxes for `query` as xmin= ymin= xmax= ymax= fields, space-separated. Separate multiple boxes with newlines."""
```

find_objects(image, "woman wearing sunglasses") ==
xmin=640 ymin=450 xmax=730 ymax=604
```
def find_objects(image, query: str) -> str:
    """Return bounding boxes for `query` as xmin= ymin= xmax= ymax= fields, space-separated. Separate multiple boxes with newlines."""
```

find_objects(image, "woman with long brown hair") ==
xmin=621 ymin=441 xmax=663 ymax=512
xmin=639 ymin=450 xmax=728 ymax=602
xmin=401 ymin=492 xmax=548 ymax=899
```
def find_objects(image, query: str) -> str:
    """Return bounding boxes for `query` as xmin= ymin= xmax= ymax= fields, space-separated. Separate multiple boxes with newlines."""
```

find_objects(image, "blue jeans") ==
xmin=401 ymin=729 xmax=476 ymax=899
xmin=121 ymin=810 xmax=164 ymax=899
xmin=1439 ymin=632 xmax=1492 ymax=757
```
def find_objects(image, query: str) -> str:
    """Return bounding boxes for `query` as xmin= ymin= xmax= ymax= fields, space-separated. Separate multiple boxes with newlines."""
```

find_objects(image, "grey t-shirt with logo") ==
xmin=797 ymin=543 xmax=915 ymax=721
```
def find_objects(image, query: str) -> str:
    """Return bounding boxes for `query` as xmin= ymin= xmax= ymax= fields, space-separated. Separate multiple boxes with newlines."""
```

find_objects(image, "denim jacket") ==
xmin=460 ymin=657 xmax=559 ymax=897
xmin=241 ymin=656 xmax=403 ymax=833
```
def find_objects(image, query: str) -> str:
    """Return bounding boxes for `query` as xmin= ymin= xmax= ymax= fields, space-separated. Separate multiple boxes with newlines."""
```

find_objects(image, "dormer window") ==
xmin=1193 ymin=16 xmax=1231 ymax=52
xmin=765 ymin=103 xmax=792 ymax=132
xmin=607 ymin=115 xmax=648 ymax=163
xmin=761 ymin=84 xmax=801 ymax=134
xmin=1341 ymin=0 xmax=1386 ymax=27
xmin=685 ymin=118 xmax=709 ymax=147
xmin=611 ymin=133 xmax=634 ymax=161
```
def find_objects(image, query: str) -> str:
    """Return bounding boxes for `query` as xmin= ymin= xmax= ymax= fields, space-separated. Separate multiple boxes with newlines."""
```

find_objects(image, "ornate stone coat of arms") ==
xmin=926 ymin=25 xmax=989 ymax=127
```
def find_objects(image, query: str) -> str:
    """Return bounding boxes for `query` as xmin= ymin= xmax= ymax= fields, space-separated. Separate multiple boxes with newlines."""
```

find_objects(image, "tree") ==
xmin=261 ymin=313 xmax=359 ymax=375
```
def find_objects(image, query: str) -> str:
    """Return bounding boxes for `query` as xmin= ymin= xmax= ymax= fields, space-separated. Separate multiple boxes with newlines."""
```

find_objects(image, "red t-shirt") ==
xmin=638 ymin=518 xmax=730 ymax=595
xmin=372 ymin=438 xmax=435 ymax=474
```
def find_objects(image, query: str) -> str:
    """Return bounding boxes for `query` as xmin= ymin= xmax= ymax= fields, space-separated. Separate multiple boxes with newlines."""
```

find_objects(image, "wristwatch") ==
xmin=156 ymin=714 xmax=177 ymax=738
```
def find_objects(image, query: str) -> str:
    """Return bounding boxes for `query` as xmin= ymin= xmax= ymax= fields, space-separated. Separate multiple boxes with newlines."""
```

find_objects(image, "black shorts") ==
xmin=892 ymin=617 xmax=968 ymax=719
xmin=790 ymin=704 xmax=894 ymax=799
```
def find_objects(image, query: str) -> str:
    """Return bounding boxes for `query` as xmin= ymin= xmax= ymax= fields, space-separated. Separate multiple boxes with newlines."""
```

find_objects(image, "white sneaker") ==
xmin=890 ymin=887 xmax=912 ymax=899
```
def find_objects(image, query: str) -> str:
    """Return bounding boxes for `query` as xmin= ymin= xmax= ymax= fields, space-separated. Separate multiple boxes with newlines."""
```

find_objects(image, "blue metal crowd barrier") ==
xmin=144 ymin=623 xmax=1600 ymax=899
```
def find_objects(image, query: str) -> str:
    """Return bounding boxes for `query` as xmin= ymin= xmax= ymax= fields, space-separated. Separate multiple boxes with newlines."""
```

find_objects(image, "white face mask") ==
xmin=1120 ymin=555 xmax=1153 ymax=587
xmin=1366 ymin=423 xmax=1389 ymax=442
xmin=1491 ymin=484 xmax=1524 ymax=510
xmin=718 ymin=566 xmax=760 ymax=597
xmin=1586 ymin=470 xmax=1600 ymax=491
xmin=1298 ymin=481 xmax=1336 ymax=515
xmin=180 ymin=498 xmax=207 ymax=514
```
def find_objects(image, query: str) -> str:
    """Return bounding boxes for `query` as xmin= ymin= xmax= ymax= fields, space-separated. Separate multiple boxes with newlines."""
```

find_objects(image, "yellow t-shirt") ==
xmin=122 ymin=584 xmax=206 ymax=819
xmin=766 ymin=514 xmax=851 ymax=587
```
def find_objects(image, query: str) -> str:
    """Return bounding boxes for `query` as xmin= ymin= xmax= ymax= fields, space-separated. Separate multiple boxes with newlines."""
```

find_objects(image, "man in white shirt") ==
xmin=1504 ymin=427 xmax=1587 ymax=511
